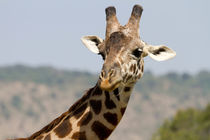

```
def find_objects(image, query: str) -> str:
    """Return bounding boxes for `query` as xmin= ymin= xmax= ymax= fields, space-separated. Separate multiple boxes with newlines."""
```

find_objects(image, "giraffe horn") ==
xmin=127 ymin=5 xmax=143 ymax=37
xmin=105 ymin=6 xmax=120 ymax=39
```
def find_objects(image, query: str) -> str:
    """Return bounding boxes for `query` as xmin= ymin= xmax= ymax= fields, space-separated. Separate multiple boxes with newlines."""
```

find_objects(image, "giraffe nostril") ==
xmin=109 ymin=69 xmax=115 ymax=77
xmin=100 ymin=71 xmax=105 ymax=79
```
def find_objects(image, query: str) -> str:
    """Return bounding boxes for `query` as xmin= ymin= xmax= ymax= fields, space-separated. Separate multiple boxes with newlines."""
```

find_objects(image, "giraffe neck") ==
xmin=27 ymin=82 xmax=135 ymax=140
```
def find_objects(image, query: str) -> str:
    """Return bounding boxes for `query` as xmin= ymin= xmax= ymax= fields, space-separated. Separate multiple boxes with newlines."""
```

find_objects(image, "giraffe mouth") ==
xmin=99 ymin=79 xmax=122 ymax=92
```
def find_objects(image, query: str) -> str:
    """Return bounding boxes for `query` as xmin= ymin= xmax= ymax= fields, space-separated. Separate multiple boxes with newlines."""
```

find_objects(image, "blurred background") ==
xmin=0 ymin=0 xmax=209 ymax=140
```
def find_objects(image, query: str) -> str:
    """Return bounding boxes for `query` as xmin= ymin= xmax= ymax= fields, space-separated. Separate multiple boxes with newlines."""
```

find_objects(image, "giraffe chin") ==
xmin=100 ymin=80 xmax=121 ymax=92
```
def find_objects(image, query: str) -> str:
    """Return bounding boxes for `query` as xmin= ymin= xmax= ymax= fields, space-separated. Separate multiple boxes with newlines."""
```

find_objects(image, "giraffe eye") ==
xmin=132 ymin=48 xmax=142 ymax=58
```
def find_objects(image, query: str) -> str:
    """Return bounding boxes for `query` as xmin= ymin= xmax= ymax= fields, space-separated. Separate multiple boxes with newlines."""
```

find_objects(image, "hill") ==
xmin=0 ymin=65 xmax=209 ymax=140
xmin=152 ymin=104 xmax=210 ymax=140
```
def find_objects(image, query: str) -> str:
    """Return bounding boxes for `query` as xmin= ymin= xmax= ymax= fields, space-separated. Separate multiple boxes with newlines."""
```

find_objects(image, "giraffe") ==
xmin=12 ymin=5 xmax=176 ymax=140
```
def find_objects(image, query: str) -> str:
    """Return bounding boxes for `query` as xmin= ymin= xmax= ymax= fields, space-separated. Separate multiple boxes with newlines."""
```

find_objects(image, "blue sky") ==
xmin=0 ymin=0 xmax=209 ymax=74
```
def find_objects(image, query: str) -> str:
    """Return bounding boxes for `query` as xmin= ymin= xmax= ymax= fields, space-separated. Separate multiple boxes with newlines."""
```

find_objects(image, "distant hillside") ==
xmin=0 ymin=65 xmax=97 ymax=86
xmin=0 ymin=65 xmax=209 ymax=140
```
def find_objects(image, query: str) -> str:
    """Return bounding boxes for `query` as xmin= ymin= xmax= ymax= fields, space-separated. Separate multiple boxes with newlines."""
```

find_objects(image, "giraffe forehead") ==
xmin=104 ymin=36 xmax=136 ymax=65
xmin=105 ymin=31 xmax=134 ymax=52
xmin=103 ymin=47 xmax=129 ymax=68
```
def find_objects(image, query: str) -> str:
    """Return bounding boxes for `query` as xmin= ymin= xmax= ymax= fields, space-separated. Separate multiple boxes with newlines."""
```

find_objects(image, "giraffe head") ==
xmin=82 ymin=5 xmax=176 ymax=91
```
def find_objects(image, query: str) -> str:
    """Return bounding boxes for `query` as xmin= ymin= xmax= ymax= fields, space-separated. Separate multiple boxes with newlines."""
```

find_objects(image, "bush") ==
xmin=152 ymin=104 xmax=210 ymax=140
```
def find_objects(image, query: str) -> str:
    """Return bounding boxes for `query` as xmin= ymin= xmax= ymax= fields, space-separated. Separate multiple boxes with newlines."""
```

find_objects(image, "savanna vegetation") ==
xmin=0 ymin=65 xmax=209 ymax=140
xmin=152 ymin=104 xmax=210 ymax=140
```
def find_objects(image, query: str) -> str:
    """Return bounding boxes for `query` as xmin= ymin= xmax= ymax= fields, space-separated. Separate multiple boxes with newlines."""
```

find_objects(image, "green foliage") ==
xmin=152 ymin=104 xmax=210 ymax=140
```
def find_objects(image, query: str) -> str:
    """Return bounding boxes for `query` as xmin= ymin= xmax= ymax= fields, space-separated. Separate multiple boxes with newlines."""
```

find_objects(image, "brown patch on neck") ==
xmin=71 ymin=131 xmax=87 ymax=140
xmin=72 ymin=102 xmax=88 ymax=119
xmin=90 ymin=100 xmax=102 ymax=114
xmin=105 ymin=91 xmax=117 ymax=109
xmin=91 ymin=121 xmax=112 ymax=140
xmin=92 ymin=86 xmax=103 ymax=96
xmin=54 ymin=117 xmax=72 ymax=138
xmin=77 ymin=111 xmax=92 ymax=126
xmin=103 ymin=112 xmax=118 ymax=126
xmin=26 ymin=86 xmax=96 ymax=139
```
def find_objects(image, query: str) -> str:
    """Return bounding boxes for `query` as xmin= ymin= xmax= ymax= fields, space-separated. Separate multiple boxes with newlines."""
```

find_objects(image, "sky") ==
xmin=0 ymin=0 xmax=210 ymax=74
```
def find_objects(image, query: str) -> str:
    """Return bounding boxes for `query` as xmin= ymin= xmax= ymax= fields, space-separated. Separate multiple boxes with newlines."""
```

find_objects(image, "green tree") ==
xmin=152 ymin=104 xmax=210 ymax=140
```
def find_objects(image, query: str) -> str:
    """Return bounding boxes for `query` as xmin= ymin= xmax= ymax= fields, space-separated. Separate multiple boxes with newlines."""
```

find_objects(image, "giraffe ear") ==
xmin=81 ymin=36 xmax=103 ymax=54
xmin=144 ymin=45 xmax=176 ymax=61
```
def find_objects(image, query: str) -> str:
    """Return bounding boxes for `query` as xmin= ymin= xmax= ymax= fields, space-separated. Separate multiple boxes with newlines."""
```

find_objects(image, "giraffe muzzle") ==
xmin=100 ymin=78 xmax=121 ymax=92
xmin=99 ymin=66 xmax=122 ymax=91
xmin=99 ymin=69 xmax=122 ymax=92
